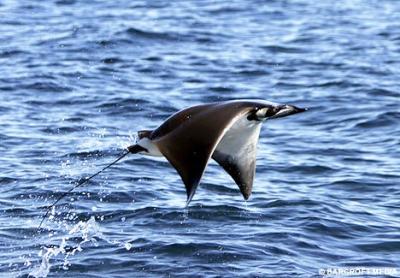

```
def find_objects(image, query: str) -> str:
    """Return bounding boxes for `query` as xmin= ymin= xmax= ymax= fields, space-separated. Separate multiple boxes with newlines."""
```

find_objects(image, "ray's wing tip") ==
xmin=241 ymin=189 xmax=252 ymax=200
xmin=186 ymin=192 xmax=195 ymax=206
xmin=243 ymin=194 xmax=250 ymax=201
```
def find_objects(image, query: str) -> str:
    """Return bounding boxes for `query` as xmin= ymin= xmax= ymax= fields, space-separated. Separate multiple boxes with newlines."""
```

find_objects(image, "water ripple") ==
xmin=1 ymin=0 xmax=399 ymax=277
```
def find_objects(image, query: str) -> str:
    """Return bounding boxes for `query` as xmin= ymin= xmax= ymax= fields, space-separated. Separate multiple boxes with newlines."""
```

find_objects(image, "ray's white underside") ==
xmin=215 ymin=115 xmax=262 ymax=162
xmin=137 ymin=137 xmax=163 ymax=157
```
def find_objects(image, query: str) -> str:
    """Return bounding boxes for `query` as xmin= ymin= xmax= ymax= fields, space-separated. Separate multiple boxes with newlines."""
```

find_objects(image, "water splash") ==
xmin=29 ymin=217 xmax=101 ymax=277
xmin=29 ymin=238 xmax=67 ymax=278
xmin=29 ymin=217 xmax=134 ymax=277
xmin=68 ymin=216 xmax=101 ymax=246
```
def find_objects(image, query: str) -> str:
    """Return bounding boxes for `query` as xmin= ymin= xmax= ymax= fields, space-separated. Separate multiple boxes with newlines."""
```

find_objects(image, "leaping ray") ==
xmin=38 ymin=99 xmax=307 ymax=228
xmin=134 ymin=100 xmax=307 ymax=203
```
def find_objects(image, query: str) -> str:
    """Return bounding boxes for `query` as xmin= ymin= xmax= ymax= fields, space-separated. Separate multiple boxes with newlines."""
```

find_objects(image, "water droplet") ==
xmin=124 ymin=242 xmax=132 ymax=250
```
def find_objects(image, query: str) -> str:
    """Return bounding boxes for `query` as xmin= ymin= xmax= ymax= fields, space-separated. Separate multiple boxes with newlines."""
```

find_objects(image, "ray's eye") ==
xmin=256 ymin=107 xmax=275 ymax=118
xmin=247 ymin=109 xmax=259 ymax=121
xmin=247 ymin=107 xmax=277 ymax=121
xmin=264 ymin=107 xmax=277 ymax=117
xmin=138 ymin=130 xmax=151 ymax=139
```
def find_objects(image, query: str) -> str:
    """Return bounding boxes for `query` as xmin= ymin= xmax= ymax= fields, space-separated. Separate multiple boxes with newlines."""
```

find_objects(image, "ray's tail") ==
xmin=38 ymin=145 xmax=143 ymax=230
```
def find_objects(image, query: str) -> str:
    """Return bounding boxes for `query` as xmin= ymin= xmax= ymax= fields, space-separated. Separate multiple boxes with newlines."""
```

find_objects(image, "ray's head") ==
xmin=126 ymin=130 xmax=153 ymax=154
xmin=248 ymin=103 xmax=308 ymax=121
xmin=138 ymin=130 xmax=152 ymax=140
xmin=127 ymin=129 xmax=163 ymax=157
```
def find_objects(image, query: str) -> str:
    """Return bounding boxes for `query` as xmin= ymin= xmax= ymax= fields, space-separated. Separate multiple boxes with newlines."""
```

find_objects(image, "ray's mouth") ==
xmin=269 ymin=105 xmax=308 ymax=119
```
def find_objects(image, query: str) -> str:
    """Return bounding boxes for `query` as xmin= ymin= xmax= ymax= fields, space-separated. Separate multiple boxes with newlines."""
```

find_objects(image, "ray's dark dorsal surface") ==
xmin=128 ymin=99 xmax=307 ymax=204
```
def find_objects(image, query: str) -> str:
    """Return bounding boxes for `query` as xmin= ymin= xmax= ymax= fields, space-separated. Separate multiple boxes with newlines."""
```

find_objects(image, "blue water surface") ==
xmin=0 ymin=0 xmax=399 ymax=277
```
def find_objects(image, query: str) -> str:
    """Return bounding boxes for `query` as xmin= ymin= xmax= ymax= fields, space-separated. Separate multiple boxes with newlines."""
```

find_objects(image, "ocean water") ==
xmin=1 ymin=0 xmax=399 ymax=277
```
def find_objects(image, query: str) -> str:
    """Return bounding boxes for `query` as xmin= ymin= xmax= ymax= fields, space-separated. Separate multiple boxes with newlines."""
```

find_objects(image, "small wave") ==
xmin=95 ymin=97 xmax=150 ymax=110
xmin=0 ymin=49 xmax=27 ymax=58
xmin=22 ymin=82 xmax=71 ymax=93
xmin=40 ymin=126 xmax=82 ymax=134
xmin=101 ymin=57 xmax=123 ymax=64
xmin=125 ymin=27 xmax=180 ymax=41
xmin=201 ymin=182 xmax=239 ymax=195
xmin=302 ymin=221 xmax=360 ymax=240
xmin=261 ymin=45 xmax=306 ymax=54
xmin=367 ymin=88 xmax=399 ymax=97
xmin=329 ymin=179 xmax=383 ymax=193
xmin=283 ymin=165 xmax=335 ymax=174
xmin=144 ymin=56 xmax=162 ymax=61
xmin=355 ymin=111 xmax=400 ymax=128
xmin=55 ymin=0 xmax=76 ymax=5
xmin=185 ymin=78 xmax=204 ymax=84
xmin=195 ymin=36 xmax=217 ymax=44
xmin=208 ymin=86 xmax=235 ymax=93
xmin=0 ymin=85 xmax=14 ymax=91
xmin=95 ymin=39 xmax=114 ymax=47
xmin=4 ymin=206 xmax=35 ymax=214
xmin=261 ymin=198 xmax=321 ymax=208
xmin=64 ymin=116 xmax=84 ymax=123
xmin=0 ymin=177 xmax=18 ymax=185
xmin=153 ymin=242 xmax=258 ymax=262
xmin=356 ymin=240 xmax=400 ymax=252
xmin=234 ymin=69 xmax=269 ymax=76
xmin=309 ymin=79 xmax=362 ymax=89
xmin=155 ymin=242 xmax=212 ymax=255
xmin=207 ymin=6 xmax=244 ymax=15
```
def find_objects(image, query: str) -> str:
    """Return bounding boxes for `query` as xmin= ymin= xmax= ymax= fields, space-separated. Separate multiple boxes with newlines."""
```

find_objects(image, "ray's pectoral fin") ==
xmin=156 ymin=138 xmax=215 ymax=204
xmin=211 ymin=121 xmax=261 ymax=200
xmin=212 ymin=151 xmax=256 ymax=200
xmin=150 ymin=102 xmax=255 ymax=204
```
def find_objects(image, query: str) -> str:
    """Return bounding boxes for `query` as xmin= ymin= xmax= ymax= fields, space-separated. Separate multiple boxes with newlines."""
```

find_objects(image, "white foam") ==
xmin=29 ymin=238 xmax=67 ymax=278
xmin=29 ymin=217 xmax=101 ymax=278
xmin=29 ymin=217 xmax=134 ymax=277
